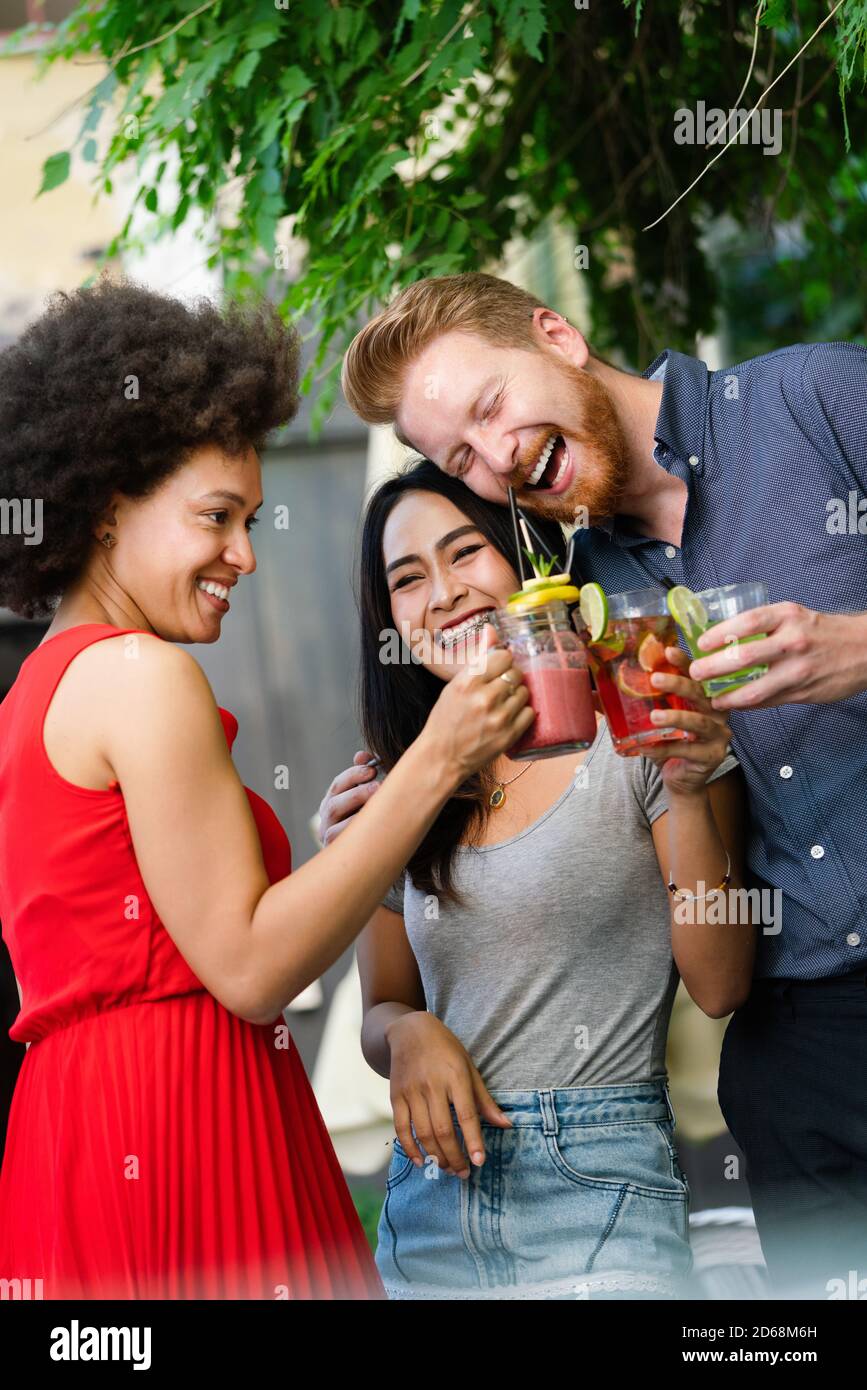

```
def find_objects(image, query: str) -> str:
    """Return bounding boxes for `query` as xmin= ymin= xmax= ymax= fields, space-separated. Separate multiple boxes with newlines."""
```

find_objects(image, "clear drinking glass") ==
xmin=681 ymin=583 xmax=769 ymax=696
xmin=576 ymin=588 xmax=696 ymax=757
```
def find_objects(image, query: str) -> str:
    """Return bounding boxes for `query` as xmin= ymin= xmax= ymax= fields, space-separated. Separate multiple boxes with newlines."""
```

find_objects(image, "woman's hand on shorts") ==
xmin=384 ymin=1012 xmax=512 ymax=1178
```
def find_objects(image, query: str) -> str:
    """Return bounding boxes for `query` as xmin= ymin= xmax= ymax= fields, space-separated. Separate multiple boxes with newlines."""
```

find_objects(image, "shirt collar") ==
xmin=641 ymin=347 xmax=709 ymax=464
xmin=594 ymin=517 xmax=651 ymax=547
xmin=592 ymin=348 xmax=709 ymax=543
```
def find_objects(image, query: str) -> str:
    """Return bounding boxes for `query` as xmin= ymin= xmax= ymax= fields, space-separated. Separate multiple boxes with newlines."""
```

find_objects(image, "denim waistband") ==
xmin=471 ymin=1079 xmax=674 ymax=1129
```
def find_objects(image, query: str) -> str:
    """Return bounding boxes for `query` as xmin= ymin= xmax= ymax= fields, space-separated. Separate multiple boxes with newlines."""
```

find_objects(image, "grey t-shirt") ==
xmin=381 ymin=721 xmax=738 ymax=1089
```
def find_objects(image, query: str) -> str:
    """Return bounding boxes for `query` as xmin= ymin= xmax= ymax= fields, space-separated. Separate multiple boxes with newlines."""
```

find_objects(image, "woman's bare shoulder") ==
xmin=51 ymin=632 xmax=216 ymax=745
xmin=75 ymin=629 xmax=203 ymax=673
xmin=43 ymin=631 xmax=220 ymax=787
xmin=92 ymin=633 xmax=218 ymax=719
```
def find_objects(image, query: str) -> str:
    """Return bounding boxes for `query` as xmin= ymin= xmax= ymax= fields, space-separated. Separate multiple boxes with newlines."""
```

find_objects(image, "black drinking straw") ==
xmin=508 ymin=487 xmax=527 ymax=583
xmin=564 ymin=530 xmax=585 ymax=587
xmin=564 ymin=530 xmax=577 ymax=580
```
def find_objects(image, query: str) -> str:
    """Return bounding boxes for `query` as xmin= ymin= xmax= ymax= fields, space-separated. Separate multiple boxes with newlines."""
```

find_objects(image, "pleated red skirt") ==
xmin=0 ymin=992 xmax=384 ymax=1299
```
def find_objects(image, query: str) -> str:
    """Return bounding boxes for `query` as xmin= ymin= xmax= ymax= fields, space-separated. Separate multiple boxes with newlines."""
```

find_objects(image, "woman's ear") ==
xmin=92 ymin=512 xmax=118 ymax=546
xmin=92 ymin=511 xmax=117 ymax=542
xmin=92 ymin=499 xmax=119 ymax=544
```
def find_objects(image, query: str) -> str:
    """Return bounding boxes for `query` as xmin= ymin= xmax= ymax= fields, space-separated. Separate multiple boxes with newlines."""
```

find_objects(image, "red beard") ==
xmin=512 ymin=361 xmax=629 ymax=526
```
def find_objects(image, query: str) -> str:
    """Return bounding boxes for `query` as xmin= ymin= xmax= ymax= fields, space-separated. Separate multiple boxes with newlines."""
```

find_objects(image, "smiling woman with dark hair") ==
xmin=0 ymin=281 xmax=534 ymax=1300
xmin=354 ymin=459 xmax=570 ymax=905
xmin=320 ymin=458 xmax=757 ymax=1301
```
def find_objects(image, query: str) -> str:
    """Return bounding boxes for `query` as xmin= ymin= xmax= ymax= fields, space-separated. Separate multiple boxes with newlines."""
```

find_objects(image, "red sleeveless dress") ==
xmin=0 ymin=625 xmax=384 ymax=1300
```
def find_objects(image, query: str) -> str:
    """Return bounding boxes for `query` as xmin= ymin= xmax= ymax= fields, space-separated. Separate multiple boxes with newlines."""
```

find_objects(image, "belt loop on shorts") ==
xmin=663 ymin=1081 xmax=676 ymax=1127
xmin=538 ymin=1088 xmax=559 ymax=1136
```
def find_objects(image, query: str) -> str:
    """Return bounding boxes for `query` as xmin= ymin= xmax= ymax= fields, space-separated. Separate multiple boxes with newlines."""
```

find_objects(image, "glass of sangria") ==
xmin=574 ymin=585 xmax=697 ymax=757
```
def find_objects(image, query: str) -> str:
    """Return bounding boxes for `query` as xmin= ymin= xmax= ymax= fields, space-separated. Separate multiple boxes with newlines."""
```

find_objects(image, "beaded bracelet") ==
xmin=667 ymin=851 xmax=732 ymax=903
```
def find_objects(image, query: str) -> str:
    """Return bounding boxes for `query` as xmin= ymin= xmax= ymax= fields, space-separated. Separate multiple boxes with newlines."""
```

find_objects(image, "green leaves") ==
xmin=231 ymin=51 xmax=260 ymax=89
xmin=279 ymin=66 xmax=312 ymax=102
xmin=22 ymin=0 xmax=867 ymax=436
xmin=149 ymin=82 xmax=190 ymax=131
xmin=523 ymin=547 xmax=556 ymax=578
xmin=244 ymin=20 xmax=283 ymax=51
xmin=495 ymin=0 xmax=547 ymax=58
xmin=38 ymin=152 xmax=70 ymax=195
xmin=517 ymin=0 xmax=546 ymax=60
xmin=359 ymin=149 xmax=407 ymax=198
xmin=760 ymin=0 xmax=791 ymax=30
xmin=453 ymin=190 xmax=486 ymax=209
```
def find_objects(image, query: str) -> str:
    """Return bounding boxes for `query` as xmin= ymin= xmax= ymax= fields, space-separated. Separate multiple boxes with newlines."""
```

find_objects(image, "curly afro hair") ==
xmin=0 ymin=276 xmax=301 ymax=618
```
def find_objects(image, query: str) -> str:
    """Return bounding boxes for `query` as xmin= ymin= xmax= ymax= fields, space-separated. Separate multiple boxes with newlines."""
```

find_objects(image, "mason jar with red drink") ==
xmin=491 ymin=577 xmax=597 ymax=761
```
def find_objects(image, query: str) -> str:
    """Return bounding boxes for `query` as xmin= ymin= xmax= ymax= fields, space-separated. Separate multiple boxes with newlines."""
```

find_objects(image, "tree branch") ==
xmin=72 ymin=0 xmax=218 ymax=66
xmin=642 ymin=0 xmax=847 ymax=232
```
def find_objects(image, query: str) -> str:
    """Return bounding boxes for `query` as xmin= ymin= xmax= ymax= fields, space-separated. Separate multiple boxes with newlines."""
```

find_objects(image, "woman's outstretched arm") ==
xmin=100 ymin=629 xmax=532 ymax=1024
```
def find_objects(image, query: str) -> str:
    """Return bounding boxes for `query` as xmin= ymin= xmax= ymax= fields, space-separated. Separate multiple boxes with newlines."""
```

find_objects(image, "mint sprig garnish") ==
xmin=522 ymin=547 xmax=557 ymax=578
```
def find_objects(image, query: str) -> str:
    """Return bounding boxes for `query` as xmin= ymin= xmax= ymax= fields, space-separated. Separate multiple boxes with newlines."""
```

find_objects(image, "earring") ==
xmin=100 ymin=533 xmax=117 ymax=549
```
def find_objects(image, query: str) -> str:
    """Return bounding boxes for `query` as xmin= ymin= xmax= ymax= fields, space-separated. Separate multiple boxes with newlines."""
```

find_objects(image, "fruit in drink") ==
xmin=666 ymin=586 xmax=708 ymax=652
xmin=616 ymin=661 xmax=658 ymax=698
xmin=509 ymin=572 xmax=573 ymax=599
xmin=637 ymin=632 xmax=667 ymax=671
xmin=578 ymin=582 xmax=608 ymax=641
xmin=506 ymin=581 xmax=581 ymax=614
xmin=586 ymin=614 xmax=694 ymax=755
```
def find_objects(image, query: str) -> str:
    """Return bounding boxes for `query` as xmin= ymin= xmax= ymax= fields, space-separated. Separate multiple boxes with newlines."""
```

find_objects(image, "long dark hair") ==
xmin=355 ymin=458 xmax=567 ymax=906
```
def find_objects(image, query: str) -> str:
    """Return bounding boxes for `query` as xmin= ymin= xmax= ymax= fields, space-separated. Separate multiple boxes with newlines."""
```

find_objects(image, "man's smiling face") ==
xmin=395 ymin=320 xmax=629 ymax=524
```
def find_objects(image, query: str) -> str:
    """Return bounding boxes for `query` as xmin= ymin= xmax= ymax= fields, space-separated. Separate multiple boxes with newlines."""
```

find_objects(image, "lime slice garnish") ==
xmin=579 ymin=582 xmax=608 ymax=641
xmin=667 ymin=586 xmax=708 ymax=640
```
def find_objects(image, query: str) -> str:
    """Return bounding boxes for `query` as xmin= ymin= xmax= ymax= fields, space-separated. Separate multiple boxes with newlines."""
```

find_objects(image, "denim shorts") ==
xmin=375 ymin=1079 xmax=692 ymax=1300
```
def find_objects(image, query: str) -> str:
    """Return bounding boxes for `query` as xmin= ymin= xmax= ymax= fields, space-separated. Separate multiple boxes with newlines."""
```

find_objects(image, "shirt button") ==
xmin=810 ymin=844 xmax=825 ymax=859
xmin=779 ymin=765 xmax=793 ymax=779
xmin=688 ymin=454 xmax=700 ymax=467
xmin=847 ymin=933 xmax=861 ymax=947
xmin=665 ymin=545 xmax=677 ymax=559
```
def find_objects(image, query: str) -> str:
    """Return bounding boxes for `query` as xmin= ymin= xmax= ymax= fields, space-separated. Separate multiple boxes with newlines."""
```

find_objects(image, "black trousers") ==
xmin=718 ymin=965 xmax=867 ymax=1300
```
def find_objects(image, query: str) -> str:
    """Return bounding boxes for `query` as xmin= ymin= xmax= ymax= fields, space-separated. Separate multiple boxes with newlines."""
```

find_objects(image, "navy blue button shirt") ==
xmin=570 ymin=343 xmax=867 ymax=980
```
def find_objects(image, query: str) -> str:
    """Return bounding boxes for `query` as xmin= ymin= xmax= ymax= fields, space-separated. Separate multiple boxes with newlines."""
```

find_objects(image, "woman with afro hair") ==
xmin=0 ymin=277 xmax=534 ymax=1299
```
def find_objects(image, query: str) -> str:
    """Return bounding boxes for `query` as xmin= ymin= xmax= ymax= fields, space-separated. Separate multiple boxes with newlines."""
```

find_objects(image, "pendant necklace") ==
xmin=489 ymin=761 xmax=533 ymax=810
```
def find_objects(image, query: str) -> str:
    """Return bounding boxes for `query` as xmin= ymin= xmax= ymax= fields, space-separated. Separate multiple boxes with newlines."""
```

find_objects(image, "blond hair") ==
xmin=341 ymin=271 xmax=554 ymax=426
